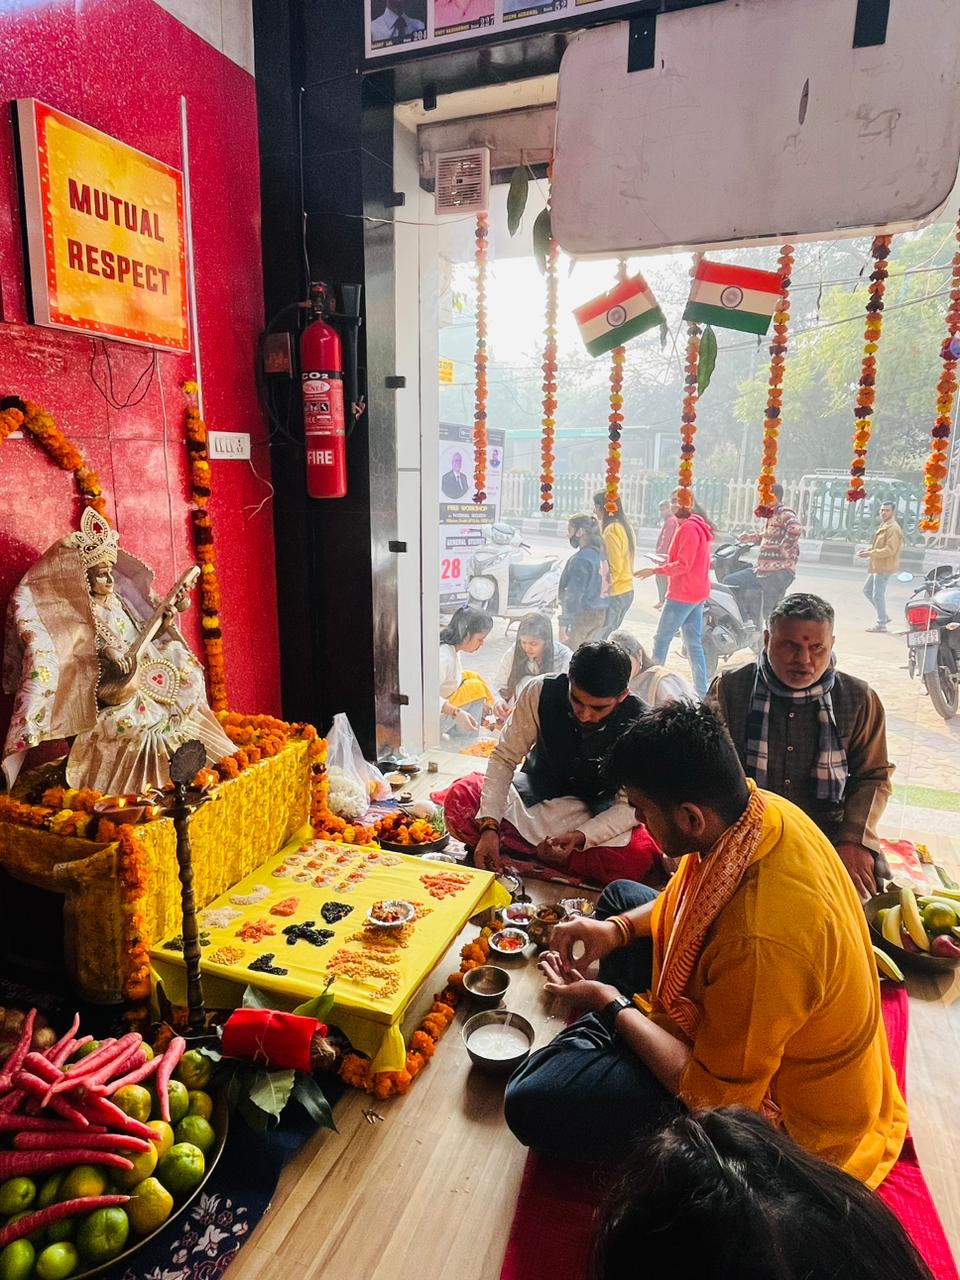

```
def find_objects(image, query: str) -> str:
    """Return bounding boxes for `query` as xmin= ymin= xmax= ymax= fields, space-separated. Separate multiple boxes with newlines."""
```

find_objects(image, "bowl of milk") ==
xmin=462 ymin=1009 xmax=534 ymax=1075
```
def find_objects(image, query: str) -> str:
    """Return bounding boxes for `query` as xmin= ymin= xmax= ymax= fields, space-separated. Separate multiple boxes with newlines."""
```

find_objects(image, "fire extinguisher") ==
xmin=301 ymin=282 xmax=347 ymax=499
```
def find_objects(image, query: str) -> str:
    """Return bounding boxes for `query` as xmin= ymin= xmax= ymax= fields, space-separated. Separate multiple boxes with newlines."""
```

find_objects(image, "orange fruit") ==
xmin=146 ymin=1120 xmax=175 ymax=1157
xmin=112 ymin=1084 xmax=152 ymax=1124
xmin=174 ymin=1116 xmax=215 ymax=1156
xmin=112 ymin=1142 xmax=158 ymax=1190
xmin=76 ymin=1207 xmax=129 ymax=1264
xmin=125 ymin=1177 xmax=174 ymax=1236
xmin=156 ymin=1142 xmax=205 ymax=1197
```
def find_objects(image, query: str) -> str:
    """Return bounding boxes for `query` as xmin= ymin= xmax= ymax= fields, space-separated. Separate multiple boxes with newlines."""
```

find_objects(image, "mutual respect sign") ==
xmin=15 ymin=99 xmax=190 ymax=352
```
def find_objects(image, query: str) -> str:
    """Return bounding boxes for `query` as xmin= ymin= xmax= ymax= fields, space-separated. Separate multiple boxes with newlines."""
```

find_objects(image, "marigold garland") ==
xmin=539 ymin=190 xmax=559 ymax=513
xmin=846 ymin=235 xmax=892 ymax=503
xmin=755 ymin=244 xmax=795 ymax=519
xmin=603 ymin=260 xmax=628 ymax=516
xmin=0 ymin=400 xmax=108 ymax=517
xmin=338 ymin=928 xmax=493 ymax=1098
xmin=676 ymin=255 xmax=703 ymax=511
xmin=473 ymin=212 xmax=489 ymax=505
xmin=117 ymin=825 xmax=152 ymax=1004
xmin=919 ymin=220 xmax=960 ymax=532
xmin=182 ymin=383 xmax=227 ymax=711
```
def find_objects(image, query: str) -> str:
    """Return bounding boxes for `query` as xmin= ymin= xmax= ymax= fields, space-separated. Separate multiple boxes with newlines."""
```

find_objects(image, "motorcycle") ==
xmin=901 ymin=564 xmax=960 ymax=719
xmin=466 ymin=523 xmax=561 ymax=621
xmin=701 ymin=542 xmax=765 ymax=680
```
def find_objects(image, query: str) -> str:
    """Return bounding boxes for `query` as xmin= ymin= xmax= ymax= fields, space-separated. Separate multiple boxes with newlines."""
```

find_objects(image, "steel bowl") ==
xmin=367 ymin=898 xmax=416 ymax=928
xmin=527 ymin=903 xmax=568 ymax=949
xmin=866 ymin=890 xmax=960 ymax=974
xmin=559 ymin=897 xmax=595 ymax=919
xmin=462 ymin=1009 xmax=534 ymax=1076
xmin=462 ymin=964 xmax=511 ymax=1008
xmin=488 ymin=927 xmax=529 ymax=958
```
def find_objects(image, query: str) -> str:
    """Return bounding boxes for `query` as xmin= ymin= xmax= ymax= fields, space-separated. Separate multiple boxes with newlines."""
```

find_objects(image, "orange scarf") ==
xmin=652 ymin=783 xmax=767 ymax=1042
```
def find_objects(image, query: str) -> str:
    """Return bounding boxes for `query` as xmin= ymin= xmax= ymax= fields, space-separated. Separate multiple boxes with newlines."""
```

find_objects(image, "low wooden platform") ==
xmin=227 ymin=751 xmax=960 ymax=1280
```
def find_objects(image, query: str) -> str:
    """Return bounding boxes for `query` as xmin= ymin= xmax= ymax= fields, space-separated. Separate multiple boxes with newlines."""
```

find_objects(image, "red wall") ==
xmin=0 ymin=0 xmax=281 ymax=750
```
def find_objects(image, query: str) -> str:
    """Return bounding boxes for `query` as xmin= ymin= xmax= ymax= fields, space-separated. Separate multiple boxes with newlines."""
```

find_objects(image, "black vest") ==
xmin=517 ymin=674 xmax=644 ymax=810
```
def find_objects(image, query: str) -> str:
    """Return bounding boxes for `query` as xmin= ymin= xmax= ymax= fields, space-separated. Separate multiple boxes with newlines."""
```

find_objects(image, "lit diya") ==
xmin=92 ymin=793 xmax=162 ymax=824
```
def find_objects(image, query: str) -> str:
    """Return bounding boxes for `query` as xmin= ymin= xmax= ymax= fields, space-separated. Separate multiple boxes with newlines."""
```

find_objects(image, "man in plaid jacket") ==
xmin=727 ymin=484 xmax=802 ymax=626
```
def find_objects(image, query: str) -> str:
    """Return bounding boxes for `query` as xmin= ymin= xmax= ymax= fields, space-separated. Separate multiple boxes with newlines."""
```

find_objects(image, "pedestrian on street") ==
xmin=653 ymin=500 xmax=678 ymax=609
xmin=859 ymin=501 xmax=903 ymax=633
xmin=594 ymin=492 xmax=636 ymax=637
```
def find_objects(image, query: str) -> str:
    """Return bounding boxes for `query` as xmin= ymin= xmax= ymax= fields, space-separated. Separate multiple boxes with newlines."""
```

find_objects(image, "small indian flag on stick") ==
xmin=574 ymin=274 xmax=664 ymax=358
xmin=683 ymin=260 xmax=782 ymax=335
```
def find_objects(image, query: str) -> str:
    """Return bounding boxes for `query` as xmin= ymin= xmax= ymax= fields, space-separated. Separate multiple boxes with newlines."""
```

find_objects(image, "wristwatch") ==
xmin=597 ymin=994 xmax=633 ymax=1034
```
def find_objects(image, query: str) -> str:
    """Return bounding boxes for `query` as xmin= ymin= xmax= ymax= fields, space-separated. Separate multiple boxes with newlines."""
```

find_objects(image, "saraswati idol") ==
xmin=2 ymin=507 xmax=234 ymax=794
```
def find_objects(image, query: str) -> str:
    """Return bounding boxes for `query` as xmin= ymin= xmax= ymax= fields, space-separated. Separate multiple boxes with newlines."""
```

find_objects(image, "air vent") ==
xmin=434 ymin=147 xmax=490 ymax=216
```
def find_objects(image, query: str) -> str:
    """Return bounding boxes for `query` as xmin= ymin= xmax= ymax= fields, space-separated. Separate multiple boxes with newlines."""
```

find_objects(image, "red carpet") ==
xmin=499 ymin=985 xmax=958 ymax=1280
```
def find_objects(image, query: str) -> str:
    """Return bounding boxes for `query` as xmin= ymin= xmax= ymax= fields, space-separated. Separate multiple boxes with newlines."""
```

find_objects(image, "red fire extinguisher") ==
xmin=301 ymin=282 xmax=347 ymax=499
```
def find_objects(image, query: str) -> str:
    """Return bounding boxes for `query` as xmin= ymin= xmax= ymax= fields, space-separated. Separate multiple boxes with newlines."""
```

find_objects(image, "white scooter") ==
xmin=466 ymin=524 xmax=561 ymax=621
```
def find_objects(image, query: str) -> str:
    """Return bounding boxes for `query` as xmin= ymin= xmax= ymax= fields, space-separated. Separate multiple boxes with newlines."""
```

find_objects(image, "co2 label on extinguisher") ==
xmin=302 ymin=369 xmax=345 ymax=435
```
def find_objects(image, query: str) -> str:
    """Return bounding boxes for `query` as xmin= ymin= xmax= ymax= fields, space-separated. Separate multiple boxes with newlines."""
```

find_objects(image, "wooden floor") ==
xmin=228 ymin=751 xmax=960 ymax=1280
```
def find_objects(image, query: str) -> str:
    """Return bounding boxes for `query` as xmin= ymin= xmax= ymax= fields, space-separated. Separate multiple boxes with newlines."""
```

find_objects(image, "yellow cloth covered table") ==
xmin=151 ymin=837 xmax=509 ymax=1073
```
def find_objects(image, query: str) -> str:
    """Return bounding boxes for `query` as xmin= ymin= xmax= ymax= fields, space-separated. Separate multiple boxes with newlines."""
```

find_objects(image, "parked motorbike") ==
xmin=701 ymin=542 xmax=766 ymax=680
xmin=901 ymin=564 xmax=960 ymax=719
xmin=466 ymin=523 xmax=561 ymax=620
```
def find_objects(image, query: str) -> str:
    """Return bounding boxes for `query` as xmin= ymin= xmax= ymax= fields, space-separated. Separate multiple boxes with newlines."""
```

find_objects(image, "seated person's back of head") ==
xmin=592 ymin=1107 xmax=932 ymax=1280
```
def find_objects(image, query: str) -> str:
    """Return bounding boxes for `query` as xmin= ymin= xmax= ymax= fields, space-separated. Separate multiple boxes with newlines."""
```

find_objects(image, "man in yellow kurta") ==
xmin=504 ymin=702 xmax=906 ymax=1186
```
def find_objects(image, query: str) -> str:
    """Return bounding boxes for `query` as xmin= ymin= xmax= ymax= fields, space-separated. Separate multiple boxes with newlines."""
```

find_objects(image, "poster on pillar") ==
xmin=365 ymin=0 xmax=654 ymax=59
xmin=439 ymin=421 xmax=504 ymax=610
xmin=14 ymin=99 xmax=190 ymax=352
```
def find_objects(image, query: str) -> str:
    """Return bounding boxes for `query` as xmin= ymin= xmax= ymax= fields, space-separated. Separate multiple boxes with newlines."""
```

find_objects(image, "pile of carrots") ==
xmin=0 ymin=1010 xmax=185 ymax=1250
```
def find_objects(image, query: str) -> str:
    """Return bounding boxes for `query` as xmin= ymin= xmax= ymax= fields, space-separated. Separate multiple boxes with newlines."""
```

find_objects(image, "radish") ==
xmin=154 ymin=1036 xmax=186 ymax=1123
xmin=0 ymin=1149 xmax=132 ymax=1178
xmin=0 ymin=1196 xmax=130 ymax=1249
xmin=14 ymin=1131 xmax=151 ymax=1154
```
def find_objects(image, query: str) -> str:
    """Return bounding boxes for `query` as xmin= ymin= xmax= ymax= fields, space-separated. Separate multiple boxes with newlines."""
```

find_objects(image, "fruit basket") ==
xmin=866 ymin=888 xmax=960 ymax=974
xmin=78 ymin=1092 xmax=228 ymax=1280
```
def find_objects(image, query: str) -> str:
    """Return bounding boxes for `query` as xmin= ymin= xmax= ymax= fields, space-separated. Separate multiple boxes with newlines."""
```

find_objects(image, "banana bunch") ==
xmin=877 ymin=885 xmax=960 ymax=964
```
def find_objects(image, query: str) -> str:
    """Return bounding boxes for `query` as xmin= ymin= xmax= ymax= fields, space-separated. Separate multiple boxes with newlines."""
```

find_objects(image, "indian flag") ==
xmin=683 ymin=260 xmax=782 ymax=335
xmin=574 ymin=275 xmax=664 ymax=358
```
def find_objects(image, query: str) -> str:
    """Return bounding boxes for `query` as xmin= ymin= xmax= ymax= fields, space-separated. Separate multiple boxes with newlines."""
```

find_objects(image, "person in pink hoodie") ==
xmin=635 ymin=495 xmax=713 ymax=696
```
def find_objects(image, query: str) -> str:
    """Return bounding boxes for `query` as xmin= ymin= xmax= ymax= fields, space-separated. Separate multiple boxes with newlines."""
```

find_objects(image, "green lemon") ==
xmin=59 ymin=1166 xmax=107 ymax=1203
xmin=45 ymin=1219 xmax=75 ymax=1245
xmin=34 ymin=1242 xmax=78 ymax=1280
xmin=70 ymin=1041 xmax=100 ymax=1062
xmin=156 ymin=1143 xmax=205 ymax=1198
xmin=0 ymin=1239 xmax=35 ymax=1280
xmin=36 ymin=1175 xmax=63 ymax=1210
xmin=148 ymin=1079 xmax=189 ymax=1124
xmin=186 ymin=1091 xmax=213 ymax=1121
xmin=125 ymin=1177 xmax=174 ymax=1236
xmin=146 ymin=1120 xmax=175 ymax=1157
xmin=141 ymin=1043 xmax=155 ymax=1062
xmin=0 ymin=1177 xmax=36 ymax=1216
xmin=174 ymin=1116 xmax=215 ymax=1156
xmin=76 ymin=1207 xmax=129 ymax=1264
xmin=112 ymin=1084 xmax=153 ymax=1124
xmin=174 ymin=1050 xmax=213 ymax=1091
xmin=112 ymin=1142 xmax=158 ymax=1190
xmin=922 ymin=902 xmax=958 ymax=934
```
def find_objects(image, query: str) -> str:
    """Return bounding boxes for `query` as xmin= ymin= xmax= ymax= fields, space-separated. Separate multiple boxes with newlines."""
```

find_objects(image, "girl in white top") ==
xmin=608 ymin=629 xmax=698 ymax=707
xmin=439 ymin=607 xmax=495 ymax=735
xmin=494 ymin=612 xmax=572 ymax=718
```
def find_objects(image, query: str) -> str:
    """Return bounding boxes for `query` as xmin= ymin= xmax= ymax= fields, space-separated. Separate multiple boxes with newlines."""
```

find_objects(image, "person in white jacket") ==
xmin=608 ymin=630 xmax=698 ymax=708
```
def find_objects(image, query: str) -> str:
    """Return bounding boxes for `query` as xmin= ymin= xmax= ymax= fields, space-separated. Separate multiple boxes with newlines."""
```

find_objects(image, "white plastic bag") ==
xmin=325 ymin=713 xmax=390 ymax=819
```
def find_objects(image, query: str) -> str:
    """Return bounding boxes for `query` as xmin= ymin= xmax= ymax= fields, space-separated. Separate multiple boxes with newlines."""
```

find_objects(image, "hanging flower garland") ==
xmin=539 ymin=211 xmax=559 ymax=513
xmin=0 ymin=400 xmax=108 ymax=517
xmin=473 ymin=212 xmax=489 ymax=505
xmin=755 ymin=244 xmax=795 ymax=518
xmin=604 ymin=260 xmax=627 ymax=515
xmin=847 ymin=234 xmax=892 ymax=503
xmin=919 ymin=221 xmax=960 ymax=532
xmin=182 ymin=382 xmax=228 ymax=712
xmin=677 ymin=256 xmax=704 ymax=510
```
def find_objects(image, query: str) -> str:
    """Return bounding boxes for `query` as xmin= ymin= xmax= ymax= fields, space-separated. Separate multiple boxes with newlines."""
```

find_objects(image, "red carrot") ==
xmin=0 ymin=1149 xmax=132 ymax=1179
xmin=104 ymin=1053 xmax=161 ymax=1094
xmin=45 ymin=1014 xmax=80 ymax=1066
xmin=49 ymin=1033 xmax=93 ymax=1070
xmin=47 ymin=1095 xmax=92 ymax=1128
xmin=77 ymin=1095 xmax=156 ymax=1141
xmin=0 ymin=1089 xmax=25 ymax=1115
xmin=21 ymin=1052 xmax=62 ymax=1083
xmin=82 ymin=1043 xmax=146 ymax=1090
xmin=154 ymin=1036 xmax=186 ymax=1123
xmin=60 ymin=1037 xmax=119 ymax=1078
xmin=0 ymin=1196 xmax=130 ymax=1250
xmin=0 ymin=1009 xmax=36 ymax=1092
xmin=0 ymin=1115 xmax=105 ymax=1133
xmin=14 ymin=1131 xmax=151 ymax=1154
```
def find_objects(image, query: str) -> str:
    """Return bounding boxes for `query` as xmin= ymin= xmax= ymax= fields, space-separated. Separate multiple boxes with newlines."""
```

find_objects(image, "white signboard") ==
xmin=365 ymin=0 xmax=642 ymax=60
xmin=439 ymin=422 xmax=504 ymax=609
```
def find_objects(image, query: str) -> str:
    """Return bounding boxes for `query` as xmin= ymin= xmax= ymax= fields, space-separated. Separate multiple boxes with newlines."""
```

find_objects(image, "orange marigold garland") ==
xmin=117 ymin=825 xmax=152 ymax=1004
xmin=339 ymin=928 xmax=493 ymax=1098
xmin=605 ymin=260 xmax=627 ymax=515
xmin=755 ymin=244 xmax=795 ymax=518
xmin=473 ymin=212 xmax=489 ymax=505
xmin=182 ymin=383 xmax=227 ymax=711
xmin=0 ymin=400 xmax=108 ymax=517
xmin=847 ymin=234 xmax=892 ymax=503
xmin=539 ymin=198 xmax=559 ymax=513
xmin=919 ymin=220 xmax=960 ymax=532
xmin=676 ymin=255 xmax=703 ymax=510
